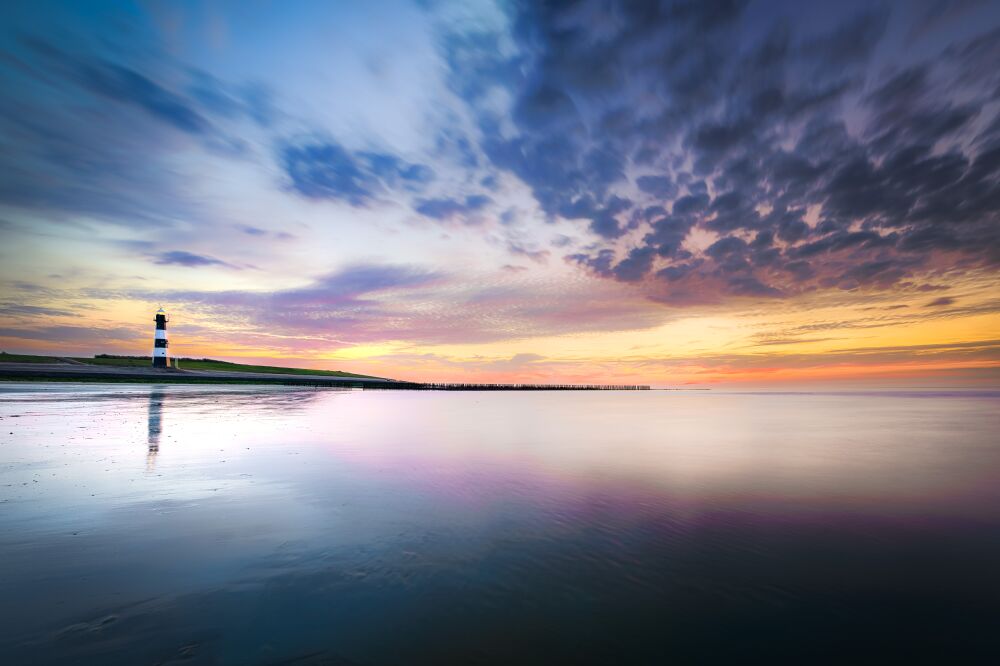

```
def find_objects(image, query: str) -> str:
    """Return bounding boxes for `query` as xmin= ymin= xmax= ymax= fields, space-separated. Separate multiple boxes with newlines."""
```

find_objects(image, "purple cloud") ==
xmin=153 ymin=251 xmax=235 ymax=269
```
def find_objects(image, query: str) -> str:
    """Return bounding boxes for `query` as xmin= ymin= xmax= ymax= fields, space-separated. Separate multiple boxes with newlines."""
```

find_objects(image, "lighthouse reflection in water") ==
xmin=146 ymin=388 xmax=164 ymax=471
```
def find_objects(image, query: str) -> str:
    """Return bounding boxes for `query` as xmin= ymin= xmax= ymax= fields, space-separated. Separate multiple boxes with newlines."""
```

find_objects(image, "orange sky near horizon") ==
xmin=3 ymin=265 xmax=996 ymax=387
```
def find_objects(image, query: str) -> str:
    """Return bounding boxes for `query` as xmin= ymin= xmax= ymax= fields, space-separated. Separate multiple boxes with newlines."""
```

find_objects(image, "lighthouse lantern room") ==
xmin=152 ymin=307 xmax=170 ymax=368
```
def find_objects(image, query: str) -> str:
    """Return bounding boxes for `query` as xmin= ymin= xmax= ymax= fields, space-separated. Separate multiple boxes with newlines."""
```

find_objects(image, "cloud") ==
xmin=800 ymin=8 xmax=889 ymax=70
xmin=2 ymin=0 xmax=999 ymax=370
xmin=752 ymin=336 xmax=840 ymax=347
xmin=635 ymin=175 xmax=676 ymax=198
xmin=143 ymin=262 xmax=663 ymax=347
xmin=414 ymin=194 xmax=491 ymax=220
xmin=483 ymin=352 xmax=547 ymax=372
xmin=445 ymin=1 xmax=1000 ymax=305
xmin=162 ymin=262 xmax=442 ymax=321
xmin=1 ymin=31 xmax=439 ymax=234
xmin=0 ymin=324 xmax=141 ymax=343
xmin=611 ymin=247 xmax=656 ymax=282
xmin=15 ymin=35 xmax=265 ymax=157
xmin=81 ymin=63 xmax=211 ymax=135
xmin=0 ymin=34 xmax=271 ymax=229
xmin=238 ymin=225 xmax=295 ymax=241
xmin=908 ymin=0 xmax=989 ymax=41
xmin=0 ymin=304 xmax=76 ymax=317
xmin=506 ymin=241 xmax=550 ymax=263
xmin=20 ymin=36 xmax=211 ymax=135
xmin=925 ymin=296 xmax=957 ymax=308
xmin=280 ymin=139 xmax=433 ymax=206
xmin=632 ymin=338 xmax=1000 ymax=377
xmin=281 ymin=141 xmax=372 ymax=204
xmin=153 ymin=251 xmax=235 ymax=269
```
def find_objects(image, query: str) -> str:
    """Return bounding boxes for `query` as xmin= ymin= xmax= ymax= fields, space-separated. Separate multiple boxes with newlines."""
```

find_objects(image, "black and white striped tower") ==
xmin=152 ymin=307 xmax=170 ymax=368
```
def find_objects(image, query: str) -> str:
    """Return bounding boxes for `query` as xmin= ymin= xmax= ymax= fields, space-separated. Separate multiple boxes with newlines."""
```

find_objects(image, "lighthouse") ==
xmin=152 ymin=307 xmax=170 ymax=368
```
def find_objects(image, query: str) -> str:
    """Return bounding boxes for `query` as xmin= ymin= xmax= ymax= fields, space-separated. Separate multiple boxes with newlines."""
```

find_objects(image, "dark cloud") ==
xmin=153 ymin=251 xmax=233 ymax=269
xmin=800 ymin=8 xmax=889 ymax=70
xmin=611 ymin=247 xmax=656 ymax=282
xmin=655 ymin=260 xmax=703 ymax=283
xmin=281 ymin=141 xmax=373 ymax=204
xmin=726 ymin=275 xmax=782 ymax=297
xmin=636 ymin=175 xmax=676 ymax=198
xmin=447 ymin=1 xmax=1000 ymax=304
xmin=645 ymin=216 xmax=694 ymax=258
xmin=587 ymin=195 xmax=634 ymax=239
xmin=672 ymin=194 xmax=710 ymax=216
xmin=567 ymin=249 xmax=616 ymax=279
xmin=414 ymin=194 xmax=491 ymax=220
xmin=238 ymin=225 xmax=295 ymax=241
xmin=281 ymin=139 xmax=433 ymax=206
xmin=908 ymin=0 xmax=989 ymax=40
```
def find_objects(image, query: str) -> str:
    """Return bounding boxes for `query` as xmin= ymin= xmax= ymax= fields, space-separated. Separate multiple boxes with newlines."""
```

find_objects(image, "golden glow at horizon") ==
xmin=3 ymin=267 xmax=996 ymax=386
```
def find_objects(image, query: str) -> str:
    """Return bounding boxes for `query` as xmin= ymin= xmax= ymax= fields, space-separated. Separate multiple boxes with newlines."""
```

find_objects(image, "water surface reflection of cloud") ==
xmin=2 ymin=387 xmax=997 ymax=664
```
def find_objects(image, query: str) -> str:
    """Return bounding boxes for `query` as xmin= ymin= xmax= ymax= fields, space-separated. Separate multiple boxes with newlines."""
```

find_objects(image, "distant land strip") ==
xmin=0 ymin=355 xmax=649 ymax=390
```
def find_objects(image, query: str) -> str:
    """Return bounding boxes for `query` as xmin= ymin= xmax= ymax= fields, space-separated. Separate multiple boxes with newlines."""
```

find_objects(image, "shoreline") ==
xmin=0 ymin=363 xmax=649 ymax=390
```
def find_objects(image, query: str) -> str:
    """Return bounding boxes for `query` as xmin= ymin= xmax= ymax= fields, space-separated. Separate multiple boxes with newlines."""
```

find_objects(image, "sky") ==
xmin=0 ymin=0 xmax=998 ymax=387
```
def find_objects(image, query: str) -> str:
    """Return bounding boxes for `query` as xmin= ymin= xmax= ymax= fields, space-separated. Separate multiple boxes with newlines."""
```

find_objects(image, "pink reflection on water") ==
xmin=295 ymin=389 xmax=1000 ymax=522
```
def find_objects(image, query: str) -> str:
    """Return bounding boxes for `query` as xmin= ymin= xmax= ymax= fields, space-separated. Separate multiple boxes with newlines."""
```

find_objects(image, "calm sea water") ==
xmin=1 ymin=383 xmax=998 ymax=664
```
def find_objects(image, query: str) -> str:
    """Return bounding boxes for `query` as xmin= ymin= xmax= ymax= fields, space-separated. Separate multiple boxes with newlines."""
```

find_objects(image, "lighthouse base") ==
xmin=152 ymin=356 xmax=169 ymax=368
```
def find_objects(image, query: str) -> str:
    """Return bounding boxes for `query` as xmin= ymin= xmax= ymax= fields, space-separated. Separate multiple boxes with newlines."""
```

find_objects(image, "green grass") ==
xmin=71 ymin=356 xmax=150 ymax=367
xmin=0 ymin=351 xmax=383 ymax=379
xmin=0 ymin=352 xmax=60 ymax=363
xmin=0 ymin=375 xmax=379 ymax=386
xmin=74 ymin=355 xmax=384 ymax=379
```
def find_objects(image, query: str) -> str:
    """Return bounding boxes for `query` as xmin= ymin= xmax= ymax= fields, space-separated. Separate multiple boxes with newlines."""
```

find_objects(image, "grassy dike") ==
xmin=0 ymin=352 xmax=384 ymax=381
xmin=0 ymin=353 xmax=650 ymax=390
